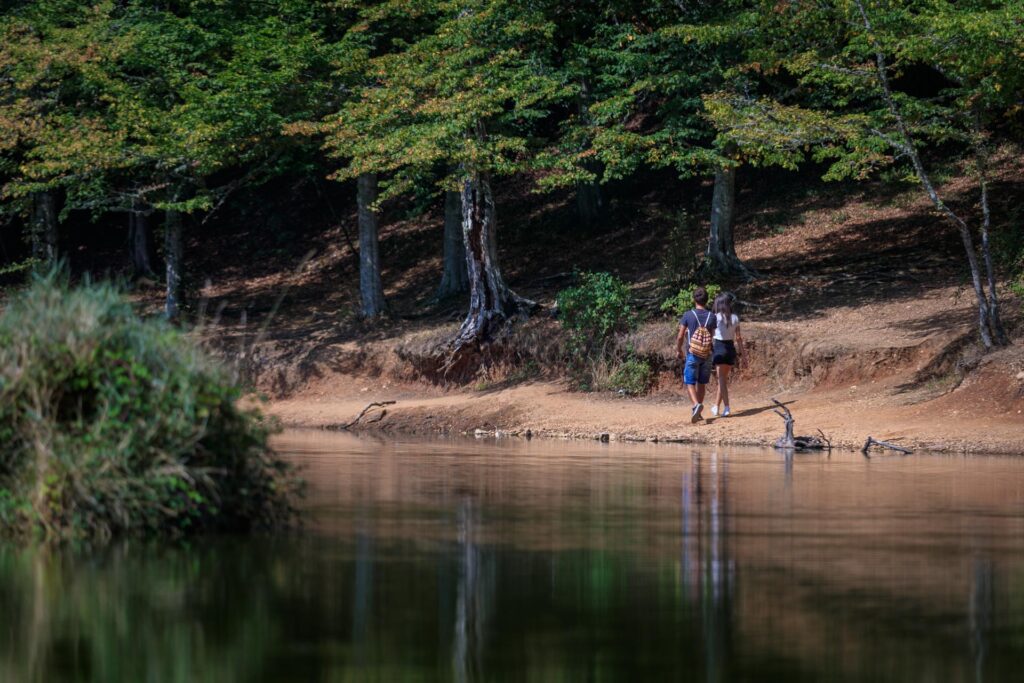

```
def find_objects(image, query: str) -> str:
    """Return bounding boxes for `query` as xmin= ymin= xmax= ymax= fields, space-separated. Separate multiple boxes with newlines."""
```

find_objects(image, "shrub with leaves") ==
xmin=556 ymin=272 xmax=639 ymax=355
xmin=660 ymin=284 xmax=722 ymax=318
xmin=607 ymin=357 xmax=654 ymax=396
xmin=0 ymin=273 xmax=296 ymax=541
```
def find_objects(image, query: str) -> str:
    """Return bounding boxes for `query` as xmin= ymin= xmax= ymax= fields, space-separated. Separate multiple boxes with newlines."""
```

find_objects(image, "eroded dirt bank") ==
xmin=268 ymin=322 xmax=1024 ymax=454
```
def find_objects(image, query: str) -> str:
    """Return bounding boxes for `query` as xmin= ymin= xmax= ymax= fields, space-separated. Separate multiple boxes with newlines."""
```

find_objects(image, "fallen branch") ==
xmin=816 ymin=429 xmax=833 ymax=452
xmin=861 ymin=436 xmax=913 ymax=456
xmin=337 ymin=401 xmax=396 ymax=430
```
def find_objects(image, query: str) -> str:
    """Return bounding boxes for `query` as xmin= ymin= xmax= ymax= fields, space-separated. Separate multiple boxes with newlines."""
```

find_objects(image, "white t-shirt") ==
xmin=714 ymin=313 xmax=740 ymax=341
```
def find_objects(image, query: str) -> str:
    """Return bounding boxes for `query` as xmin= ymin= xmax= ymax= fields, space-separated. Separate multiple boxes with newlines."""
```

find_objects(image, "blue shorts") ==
xmin=683 ymin=353 xmax=713 ymax=385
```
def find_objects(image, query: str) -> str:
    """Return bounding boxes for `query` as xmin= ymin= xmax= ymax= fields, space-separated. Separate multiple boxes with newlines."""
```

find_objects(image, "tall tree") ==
xmin=436 ymin=189 xmax=469 ymax=299
xmin=1 ymin=1 xmax=340 ymax=317
xmin=320 ymin=0 xmax=572 ymax=363
xmin=357 ymin=172 xmax=386 ymax=317
xmin=704 ymin=0 xmax=1023 ymax=347
xmin=536 ymin=1 xmax=757 ymax=277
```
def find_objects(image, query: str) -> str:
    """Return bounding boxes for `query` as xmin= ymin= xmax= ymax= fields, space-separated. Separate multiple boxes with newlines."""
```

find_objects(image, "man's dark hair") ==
xmin=693 ymin=286 xmax=708 ymax=307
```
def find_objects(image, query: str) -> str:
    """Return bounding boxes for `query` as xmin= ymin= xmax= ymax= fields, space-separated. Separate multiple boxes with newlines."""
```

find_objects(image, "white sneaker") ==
xmin=710 ymin=404 xmax=719 ymax=417
xmin=722 ymin=406 xmax=731 ymax=417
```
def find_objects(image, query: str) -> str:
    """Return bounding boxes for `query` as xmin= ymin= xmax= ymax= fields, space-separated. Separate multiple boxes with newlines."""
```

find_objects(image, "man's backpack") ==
xmin=688 ymin=310 xmax=713 ymax=359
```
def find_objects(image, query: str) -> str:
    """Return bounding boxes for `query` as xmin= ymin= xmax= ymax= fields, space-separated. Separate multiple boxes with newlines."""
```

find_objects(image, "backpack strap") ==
xmin=700 ymin=310 xmax=712 ymax=328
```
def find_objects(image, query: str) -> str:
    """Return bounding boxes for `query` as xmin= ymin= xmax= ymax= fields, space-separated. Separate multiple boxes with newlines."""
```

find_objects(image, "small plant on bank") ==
xmin=660 ymin=283 xmax=722 ymax=318
xmin=0 ymin=272 xmax=297 ymax=542
xmin=556 ymin=272 xmax=640 ymax=355
xmin=606 ymin=357 xmax=654 ymax=396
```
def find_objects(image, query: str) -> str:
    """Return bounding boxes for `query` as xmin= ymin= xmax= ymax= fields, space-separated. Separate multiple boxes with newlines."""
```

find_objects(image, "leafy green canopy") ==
xmin=703 ymin=1 xmax=1024 ymax=181
xmin=318 ymin=0 xmax=574 ymax=199
xmin=536 ymin=1 xmax=755 ymax=190
xmin=0 ymin=0 xmax=340 ymax=218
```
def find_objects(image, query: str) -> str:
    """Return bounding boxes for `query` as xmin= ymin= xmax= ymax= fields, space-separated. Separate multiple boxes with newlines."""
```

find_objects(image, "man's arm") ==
xmin=676 ymin=324 xmax=688 ymax=358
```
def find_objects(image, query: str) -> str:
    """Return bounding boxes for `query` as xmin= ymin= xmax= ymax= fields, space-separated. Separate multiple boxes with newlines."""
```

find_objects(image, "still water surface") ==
xmin=3 ymin=432 xmax=1024 ymax=681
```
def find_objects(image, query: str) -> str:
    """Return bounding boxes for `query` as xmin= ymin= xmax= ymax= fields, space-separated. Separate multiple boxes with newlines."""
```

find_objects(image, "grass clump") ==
xmin=0 ymin=272 xmax=296 ymax=542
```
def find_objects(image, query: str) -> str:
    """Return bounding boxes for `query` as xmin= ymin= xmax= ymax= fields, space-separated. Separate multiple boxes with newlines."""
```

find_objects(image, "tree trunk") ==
xmin=31 ymin=191 xmax=58 ymax=266
xmin=855 ymin=0 xmax=1003 ymax=348
xmin=976 ymin=139 xmax=1009 ymax=346
xmin=448 ymin=173 xmax=532 ymax=361
xmin=128 ymin=207 xmax=156 ymax=279
xmin=575 ymin=178 xmax=603 ymax=231
xmin=357 ymin=172 xmax=386 ymax=317
xmin=706 ymin=153 xmax=752 ymax=277
xmin=165 ymin=209 xmax=182 ymax=321
xmin=436 ymin=189 xmax=469 ymax=299
xmin=574 ymin=78 xmax=605 ymax=232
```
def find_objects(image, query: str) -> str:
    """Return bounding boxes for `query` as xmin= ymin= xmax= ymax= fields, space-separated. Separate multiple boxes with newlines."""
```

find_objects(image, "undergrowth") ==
xmin=0 ymin=272 xmax=297 ymax=542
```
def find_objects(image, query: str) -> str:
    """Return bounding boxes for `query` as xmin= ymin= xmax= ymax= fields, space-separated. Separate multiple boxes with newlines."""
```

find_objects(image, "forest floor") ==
xmin=139 ymin=152 xmax=1024 ymax=454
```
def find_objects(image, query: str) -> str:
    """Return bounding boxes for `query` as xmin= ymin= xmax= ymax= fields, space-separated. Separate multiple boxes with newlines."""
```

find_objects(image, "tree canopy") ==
xmin=0 ymin=0 xmax=1020 ymax=346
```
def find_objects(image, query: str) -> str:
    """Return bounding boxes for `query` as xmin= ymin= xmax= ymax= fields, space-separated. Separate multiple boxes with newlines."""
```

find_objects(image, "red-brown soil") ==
xmin=175 ymin=153 xmax=1024 ymax=453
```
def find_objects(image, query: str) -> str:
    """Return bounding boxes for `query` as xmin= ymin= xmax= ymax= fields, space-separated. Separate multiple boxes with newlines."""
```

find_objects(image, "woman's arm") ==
xmin=735 ymin=324 xmax=745 ymax=369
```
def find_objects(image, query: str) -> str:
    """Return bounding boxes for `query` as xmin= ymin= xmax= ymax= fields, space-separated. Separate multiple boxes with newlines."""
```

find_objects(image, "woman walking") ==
xmin=710 ymin=292 xmax=745 ymax=417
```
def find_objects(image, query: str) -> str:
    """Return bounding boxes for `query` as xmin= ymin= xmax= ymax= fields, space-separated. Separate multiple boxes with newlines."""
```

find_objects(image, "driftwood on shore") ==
xmin=861 ymin=436 xmax=913 ymax=456
xmin=772 ymin=399 xmax=831 ymax=451
xmin=332 ymin=401 xmax=396 ymax=430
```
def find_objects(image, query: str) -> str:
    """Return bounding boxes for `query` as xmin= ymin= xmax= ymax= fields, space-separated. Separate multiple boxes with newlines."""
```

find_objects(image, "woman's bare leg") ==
xmin=717 ymin=364 xmax=732 ymax=410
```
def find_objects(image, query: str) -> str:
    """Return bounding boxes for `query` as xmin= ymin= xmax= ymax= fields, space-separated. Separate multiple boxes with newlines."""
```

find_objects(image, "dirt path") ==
xmin=263 ymin=159 xmax=1024 ymax=454
xmin=270 ymin=342 xmax=1024 ymax=454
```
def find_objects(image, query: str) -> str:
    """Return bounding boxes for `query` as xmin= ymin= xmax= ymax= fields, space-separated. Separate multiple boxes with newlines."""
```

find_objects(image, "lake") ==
xmin=2 ymin=431 xmax=1024 ymax=681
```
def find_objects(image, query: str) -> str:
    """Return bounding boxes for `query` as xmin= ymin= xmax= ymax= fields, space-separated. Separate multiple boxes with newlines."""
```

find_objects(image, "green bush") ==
xmin=556 ymin=272 xmax=639 ymax=354
xmin=660 ymin=283 xmax=722 ymax=317
xmin=607 ymin=358 xmax=654 ymax=396
xmin=0 ymin=272 xmax=296 ymax=541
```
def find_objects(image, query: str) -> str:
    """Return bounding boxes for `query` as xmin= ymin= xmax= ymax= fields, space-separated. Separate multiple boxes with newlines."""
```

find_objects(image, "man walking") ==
xmin=675 ymin=287 xmax=717 ymax=423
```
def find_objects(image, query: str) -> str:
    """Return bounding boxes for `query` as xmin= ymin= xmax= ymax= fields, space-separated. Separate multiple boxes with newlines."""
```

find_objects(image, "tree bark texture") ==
xmin=975 ymin=141 xmax=1009 ymax=345
xmin=706 ymin=153 xmax=752 ymax=277
xmin=436 ymin=189 xmax=469 ymax=299
xmin=575 ymin=178 xmax=603 ymax=231
xmin=449 ymin=173 xmax=531 ymax=357
xmin=31 ymin=191 xmax=58 ymax=265
xmin=357 ymin=172 xmax=386 ymax=317
xmin=165 ymin=209 xmax=182 ymax=320
xmin=128 ymin=208 xmax=156 ymax=279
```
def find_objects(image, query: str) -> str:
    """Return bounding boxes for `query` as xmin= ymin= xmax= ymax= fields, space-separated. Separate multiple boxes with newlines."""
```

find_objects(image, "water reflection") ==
xmin=2 ymin=432 xmax=1024 ymax=681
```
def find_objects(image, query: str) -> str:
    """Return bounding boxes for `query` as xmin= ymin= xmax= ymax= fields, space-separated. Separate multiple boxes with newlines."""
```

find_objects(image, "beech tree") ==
xmin=436 ymin=188 xmax=469 ymax=300
xmin=705 ymin=0 xmax=1022 ymax=347
xmin=320 ymin=0 xmax=572 ymax=361
xmin=536 ymin=1 xmax=757 ymax=277
xmin=1 ymin=1 xmax=337 ymax=318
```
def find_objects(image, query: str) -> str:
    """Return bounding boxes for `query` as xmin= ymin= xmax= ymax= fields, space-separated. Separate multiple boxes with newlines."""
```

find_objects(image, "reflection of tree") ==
xmin=682 ymin=449 xmax=736 ymax=682
xmin=0 ymin=542 xmax=281 ymax=683
xmin=970 ymin=559 xmax=994 ymax=683
xmin=452 ymin=497 xmax=492 ymax=683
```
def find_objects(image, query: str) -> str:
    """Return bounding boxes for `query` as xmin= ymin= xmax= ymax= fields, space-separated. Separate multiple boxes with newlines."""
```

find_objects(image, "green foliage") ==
xmin=660 ymin=284 xmax=721 ymax=318
xmin=606 ymin=357 xmax=654 ymax=396
xmin=0 ymin=271 xmax=296 ymax=541
xmin=317 ymin=0 xmax=574 ymax=201
xmin=556 ymin=272 xmax=639 ymax=355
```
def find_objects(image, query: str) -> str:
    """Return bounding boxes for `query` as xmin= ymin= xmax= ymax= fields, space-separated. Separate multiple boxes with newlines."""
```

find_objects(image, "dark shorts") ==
xmin=683 ymin=352 xmax=713 ymax=385
xmin=712 ymin=340 xmax=736 ymax=366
